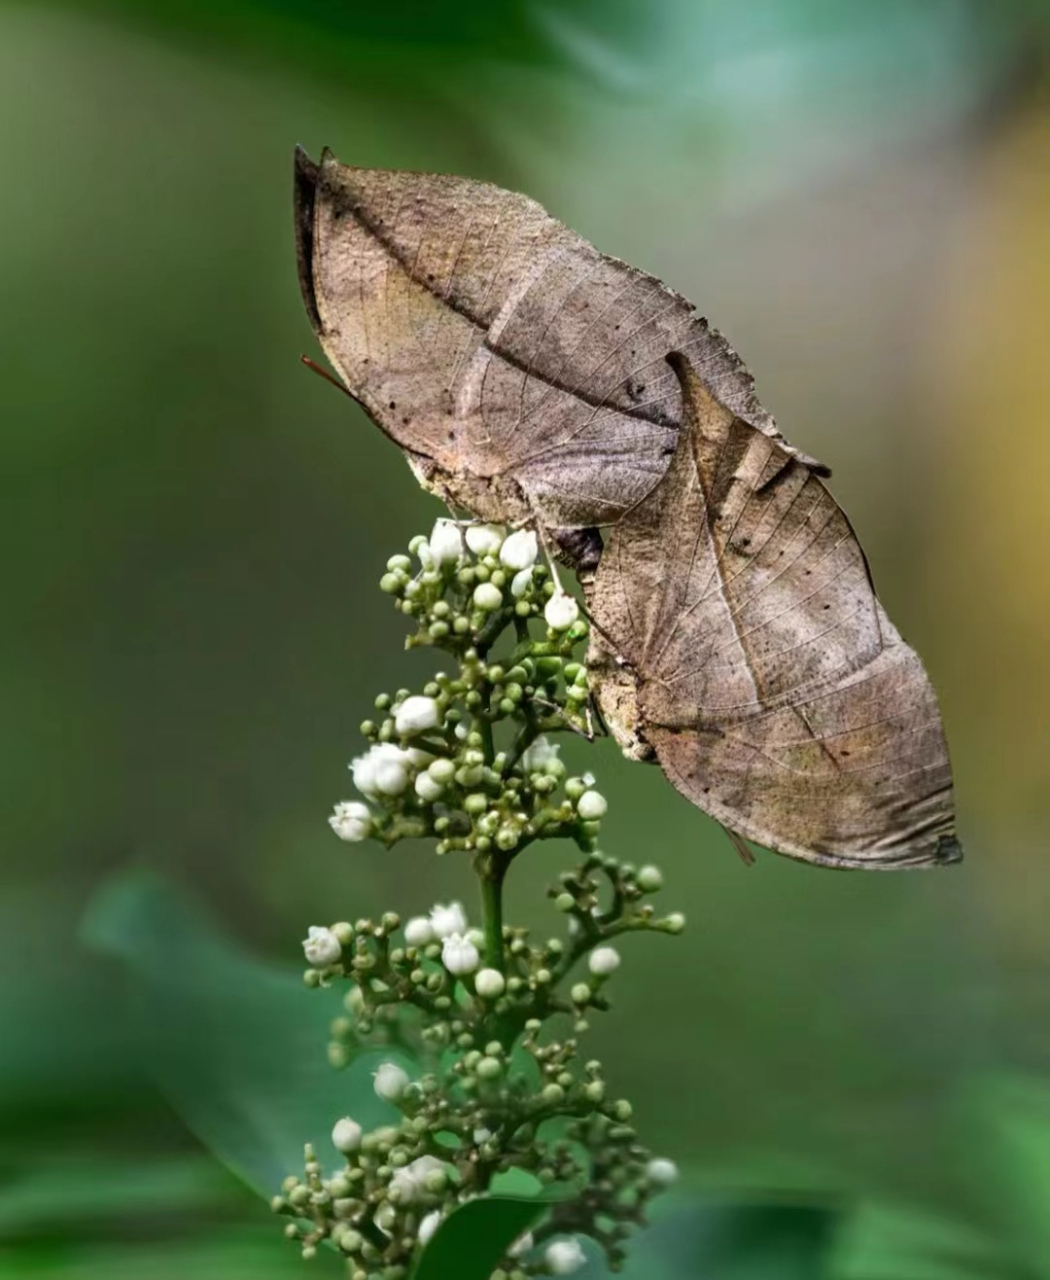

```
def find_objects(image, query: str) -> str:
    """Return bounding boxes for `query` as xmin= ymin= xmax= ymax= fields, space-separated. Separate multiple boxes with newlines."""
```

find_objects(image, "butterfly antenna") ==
xmin=300 ymin=354 xmax=356 ymax=400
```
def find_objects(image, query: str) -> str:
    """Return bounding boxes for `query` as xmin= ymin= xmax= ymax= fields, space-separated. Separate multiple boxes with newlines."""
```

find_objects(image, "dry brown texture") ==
xmin=294 ymin=147 xmax=828 ymax=531
xmin=587 ymin=353 xmax=961 ymax=868
xmin=295 ymin=147 xmax=960 ymax=869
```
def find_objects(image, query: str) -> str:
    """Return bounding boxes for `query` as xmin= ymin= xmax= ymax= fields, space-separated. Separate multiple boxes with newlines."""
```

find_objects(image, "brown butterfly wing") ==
xmin=588 ymin=352 xmax=961 ymax=868
xmin=294 ymin=147 xmax=817 ymax=529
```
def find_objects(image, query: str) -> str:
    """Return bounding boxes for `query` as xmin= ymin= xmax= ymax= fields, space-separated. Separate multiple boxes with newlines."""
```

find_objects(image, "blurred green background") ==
xmin=4 ymin=0 xmax=1050 ymax=1275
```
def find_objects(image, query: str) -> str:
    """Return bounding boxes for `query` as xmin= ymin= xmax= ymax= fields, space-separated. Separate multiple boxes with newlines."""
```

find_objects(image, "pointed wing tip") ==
xmin=933 ymin=833 xmax=964 ymax=866
xmin=293 ymin=143 xmax=317 ymax=172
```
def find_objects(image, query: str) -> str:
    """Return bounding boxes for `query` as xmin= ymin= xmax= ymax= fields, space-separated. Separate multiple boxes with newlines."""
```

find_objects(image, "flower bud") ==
xmin=418 ymin=1209 xmax=442 ymax=1246
xmin=429 ymin=901 xmax=468 ymax=938
xmin=588 ymin=946 xmax=621 ymax=976
xmin=428 ymin=757 xmax=456 ymax=785
xmin=499 ymin=528 xmax=539 ymax=572
xmin=473 ymin=582 xmax=503 ymax=611
xmin=442 ymin=932 xmax=480 ymax=976
xmin=302 ymin=926 xmax=342 ymax=966
xmin=646 ymin=1157 xmax=679 ymax=1186
xmin=571 ymin=983 xmax=591 ymax=1005
xmin=510 ymin=567 xmax=534 ymax=598
xmin=576 ymin=790 xmax=608 ymax=820
xmin=404 ymin=916 xmax=434 ymax=947
xmin=474 ymin=968 xmax=506 ymax=999
xmin=637 ymin=864 xmax=664 ymax=891
xmin=465 ymin=524 xmax=504 ymax=556
xmin=522 ymin=735 xmax=560 ymax=773
xmin=544 ymin=591 xmax=580 ymax=631
xmin=331 ymin=1117 xmax=363 ymax=1153
xmin=329 ymin=800 xmax=373 ymax=843
xmin=509 ymin=1230 xmax=534 ymax=1257
xmin=665 ymin=912 xmax=686 ymax=934
xmin=394 ymin=695 xmax=440 ymax=736
xmin=352 ymin=743 xmax=413 ymax=798
xmin=414 ymin=771 xmax=444 ymax=803
xmin=546 ymin=1239 xmax=586 ymax=1274
xmin=428 ymin=519 xmax=463 ymax=567
xmin=373 ymin=1061 xmax=410 ymax=1103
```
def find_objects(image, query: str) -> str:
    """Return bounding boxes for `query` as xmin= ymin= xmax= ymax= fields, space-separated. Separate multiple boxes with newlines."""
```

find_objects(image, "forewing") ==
xmin=589 ymin=352 xmax=960 ymax=868
xmin=295 ymin=148 xmax=808 ymax=528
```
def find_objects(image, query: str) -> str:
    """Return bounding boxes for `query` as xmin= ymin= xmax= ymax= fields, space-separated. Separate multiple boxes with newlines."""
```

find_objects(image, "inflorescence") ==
xmin=273 ymin=519 xmax=683 ymax=1277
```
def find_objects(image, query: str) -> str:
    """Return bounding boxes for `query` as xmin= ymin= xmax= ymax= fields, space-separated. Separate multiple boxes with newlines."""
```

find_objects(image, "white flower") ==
xmin=302 ymin=926 xmax=342 ymax=966
xmin=499 ymin=528 xmax=538 ymax=572
xmin=415 ymin=771 xmax=444 ymax=803
xmin=331 ymin=1117 xmax=362 ymax=1153
xmin=589 ymin=946 xmax=621 ymax=976
xmin=429 ymin=902 xmax=468 ymax=938
xmin=390 ymin=1155 xmax=446 ymax=1204
xmin=510 ymin=567 xmax=534 ymax=598
xmin=577 ymin=789 xmax=608 ymax=820
xmin=465 ymin=524 xmax=504 ymax=556
xmin=473 ymin=1127 xmax=493 ymax=1145
xmin=646 ymin=1157 xmax=679 ymax=1186
xmin=546 ymin=1239 xmax=586 ymax=1274
xmin=442 ymin=932 xmax=480 ymax=976
xmin=395 ymin=695 xmax=440 ymax=736
xmin=522 ymin=735 xmax=559 ymax=772
xmin=404 ymin=916 xmax=434 ymax=947
xmin=352 ymin=743 xmax=415 ymax=798
xmin=509 ymin=1230 xmax=534 ymax=1257
xmin=544 ymin=590 xmax=580 ymax=631
xmin=373 ymin=1061 xmax=410 ymax=1103
xmin=428 ymin=519 xmax=463 ymax=567
xmin=474 ymin=967 xmax=506 ymax=999
xmin=328 ymin=800 xmax=373 ymax=843
xmin=473 ymin=582 xmax=503 ymax=611
xmin=418 ymin=1209 xmax=442 ymax=1246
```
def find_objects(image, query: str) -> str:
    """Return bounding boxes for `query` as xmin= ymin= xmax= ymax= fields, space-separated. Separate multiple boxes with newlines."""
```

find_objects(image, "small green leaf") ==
xmin=412 ymin=1196 xmax=547 ymax=1280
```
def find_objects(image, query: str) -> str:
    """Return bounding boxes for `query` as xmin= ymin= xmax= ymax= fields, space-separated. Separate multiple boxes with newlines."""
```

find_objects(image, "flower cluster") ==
xmin=275 ymin=520 xmax=683 ymax=1276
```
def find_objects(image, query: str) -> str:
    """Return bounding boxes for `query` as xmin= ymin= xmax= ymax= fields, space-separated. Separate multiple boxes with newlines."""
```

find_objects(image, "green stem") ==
xmin=479 ymin=857 xmax=507 ymax=971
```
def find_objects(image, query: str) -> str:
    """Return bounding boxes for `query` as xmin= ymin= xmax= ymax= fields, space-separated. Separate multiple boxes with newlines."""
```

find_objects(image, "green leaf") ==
xmin=80 ymin=870 xmax=403 ymax=1197
xmin=580 ymin=1195 xmax=838 ymax=1280
xmin=412 ymin=1195 xmax=547 ymax=1280
xmin=829 ymin=1199 xmax=1019 ymax=1280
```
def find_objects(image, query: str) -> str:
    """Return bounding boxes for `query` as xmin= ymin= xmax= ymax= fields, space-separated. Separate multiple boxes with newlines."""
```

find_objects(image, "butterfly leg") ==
xmin=720 ymin=824 xmax=756 ymax=867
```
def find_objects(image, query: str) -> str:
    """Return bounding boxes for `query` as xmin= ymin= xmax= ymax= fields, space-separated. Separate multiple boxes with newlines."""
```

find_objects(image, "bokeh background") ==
xmin=4 ymin=0 xmax=1050 ymax=1276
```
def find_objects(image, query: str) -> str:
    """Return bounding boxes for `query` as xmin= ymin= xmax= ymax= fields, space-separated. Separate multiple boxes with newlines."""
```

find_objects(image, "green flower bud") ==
xmin=637 ymin=864 xmax=663 ymax=892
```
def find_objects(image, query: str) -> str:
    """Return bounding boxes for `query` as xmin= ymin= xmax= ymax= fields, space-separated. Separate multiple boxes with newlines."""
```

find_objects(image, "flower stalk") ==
xmin=277 ymin=519 xmax=683 ymax=1277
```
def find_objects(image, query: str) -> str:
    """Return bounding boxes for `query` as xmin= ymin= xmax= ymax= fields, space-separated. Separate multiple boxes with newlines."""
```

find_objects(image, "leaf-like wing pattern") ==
xmin=295 ymin=147 xmax=820 ymax=529
xmin=587 ymin=353 xmax=961 ymax=868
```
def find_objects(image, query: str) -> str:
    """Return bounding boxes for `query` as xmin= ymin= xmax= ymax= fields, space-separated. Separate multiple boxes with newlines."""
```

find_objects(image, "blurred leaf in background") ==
xmin=4 ymin=0 xmax=1050 ymax=1276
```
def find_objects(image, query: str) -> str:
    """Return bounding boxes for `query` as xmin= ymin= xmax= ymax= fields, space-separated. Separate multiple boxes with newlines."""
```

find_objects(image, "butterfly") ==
xmin=294 ymin=146 xmax=823 ymax=563
xmin=294 ymin=147 xmax=961 ymax=868
xmin=585 ymin=352 xmax=961 ymax=868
